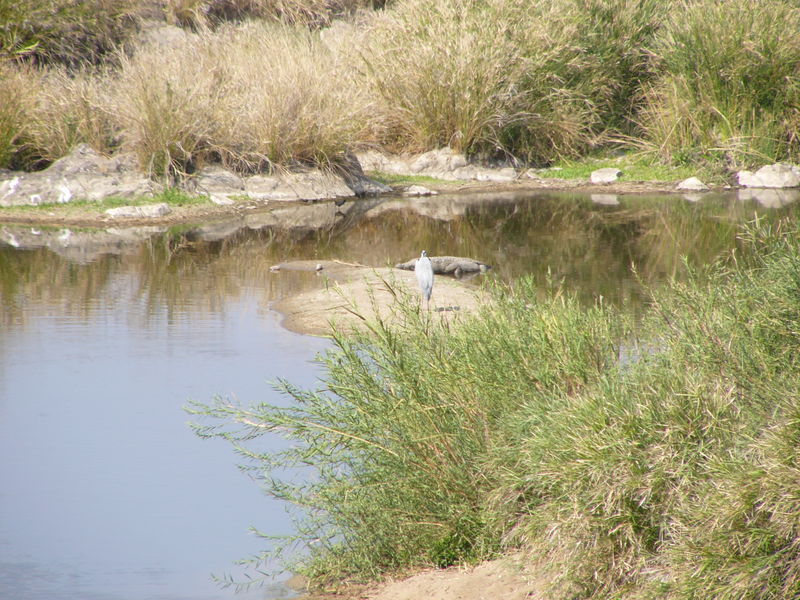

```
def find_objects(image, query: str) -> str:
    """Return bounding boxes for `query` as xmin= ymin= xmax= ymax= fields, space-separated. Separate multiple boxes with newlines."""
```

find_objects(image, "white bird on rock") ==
xmin=415 ymin=250 xmax=434 ymax=310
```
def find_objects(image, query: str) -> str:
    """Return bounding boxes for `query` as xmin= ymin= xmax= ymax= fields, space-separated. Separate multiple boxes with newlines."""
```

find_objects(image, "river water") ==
xmin=0 ymin=188 xmax=796 ymax=600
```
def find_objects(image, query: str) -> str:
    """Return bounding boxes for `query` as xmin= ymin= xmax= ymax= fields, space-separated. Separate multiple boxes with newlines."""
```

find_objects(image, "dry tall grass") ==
xmin=112 ymin=34 xmax=222 ymax=177
xmin=23 ymin=68 xmax=118 ymax=167
xmin=106 ymin=22 xmax=379 ymax=176
xmin=361 ymin=0 xmax=598 ymax=162
xmin=206 ymin=22 xmax=380 ymax=171
xmin=2 ymin=0 xmax=799 ymax=175
xmin=0 ymin=65 xmax=38 ymax=168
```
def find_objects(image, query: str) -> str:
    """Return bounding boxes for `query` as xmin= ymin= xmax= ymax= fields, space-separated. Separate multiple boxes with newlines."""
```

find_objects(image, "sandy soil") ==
xmin=270 ymin=260 xmax=486 ymax=336
xmin=360 ymin=559 xmax=539 ymax=600
xmin=290 ymin=556 xmax=541 ymax=600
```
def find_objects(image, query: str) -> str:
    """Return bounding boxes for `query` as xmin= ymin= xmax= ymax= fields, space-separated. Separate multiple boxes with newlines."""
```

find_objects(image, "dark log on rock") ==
xmin=395 ymin=255 xmax=492 ymax=277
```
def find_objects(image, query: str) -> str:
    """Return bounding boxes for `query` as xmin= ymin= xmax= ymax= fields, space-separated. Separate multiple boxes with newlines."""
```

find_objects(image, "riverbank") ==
xmin=290 ymin=555 xmax=541 ymax=600
xmin=0 ymin=145 xmax=715 ymax=230
xmin=0 ymin=176 xmax=680 ymax=228
xmin=4 ymin=1 xmax=800 ymax=179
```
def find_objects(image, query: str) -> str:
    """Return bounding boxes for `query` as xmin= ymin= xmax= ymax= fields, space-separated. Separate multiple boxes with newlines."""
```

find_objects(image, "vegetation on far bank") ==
xmin=190 ymin=219 xmax=800 ymax=600
xmin=2 ymin=0 xmax=799 ymax=181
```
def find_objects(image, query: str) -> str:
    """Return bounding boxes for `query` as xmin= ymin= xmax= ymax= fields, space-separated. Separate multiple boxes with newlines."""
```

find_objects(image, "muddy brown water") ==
xmin=0 ymin=189 xmax=795 ymax=599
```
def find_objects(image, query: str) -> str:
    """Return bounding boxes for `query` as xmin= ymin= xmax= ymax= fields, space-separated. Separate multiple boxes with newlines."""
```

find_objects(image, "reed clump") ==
xmin=105 ymin=22 xmax=377 ymax=176
xmin=190 ymin=221 xmax=800 ymax=599
xmin=639 ymin=0 xmax=800 ymax=168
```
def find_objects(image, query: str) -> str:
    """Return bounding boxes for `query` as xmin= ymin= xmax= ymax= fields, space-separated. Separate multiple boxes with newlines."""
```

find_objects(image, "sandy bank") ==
xmin=269 ymin=260 xmax=486 ymax=336
xmin=293 ymin=555 xmax=541 ymax=600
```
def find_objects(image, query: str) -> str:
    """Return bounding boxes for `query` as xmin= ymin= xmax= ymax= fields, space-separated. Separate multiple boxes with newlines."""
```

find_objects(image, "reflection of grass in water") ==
xmin=0 ymin=244 xmax=117 ymax=326
xmin=2 ymin=193 xmax=797 ymax=327
xmin=368 ymin=194 xmax=778 ymax=309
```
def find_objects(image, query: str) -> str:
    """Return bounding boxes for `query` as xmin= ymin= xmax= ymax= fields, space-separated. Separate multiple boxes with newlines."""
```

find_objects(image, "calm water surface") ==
xmin=0 ymin=189 xmax=796 ymax=600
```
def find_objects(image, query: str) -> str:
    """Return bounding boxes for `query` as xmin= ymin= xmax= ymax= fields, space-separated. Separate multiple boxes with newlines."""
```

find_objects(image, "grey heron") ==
xmin=415 ymin=250 xmax=434 ymax=309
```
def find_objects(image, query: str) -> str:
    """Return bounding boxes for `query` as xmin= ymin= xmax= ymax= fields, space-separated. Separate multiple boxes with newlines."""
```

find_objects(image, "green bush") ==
xmin=640 ymin=0 xmax=800 ymax=168
xmin=188 ymin=276 xmax=626 ymax=586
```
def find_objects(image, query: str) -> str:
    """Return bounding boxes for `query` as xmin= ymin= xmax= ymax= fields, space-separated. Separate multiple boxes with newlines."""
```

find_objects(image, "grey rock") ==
xmin=590 ymin=168 xmax=622 ymax=184
xmin=191 ymin=165 xmax=245 ymax=192
xmin=344 ymin=173 xmax=392 ymax=196
xmin=403 ymin=185 xmax=437 ymax=197
xmin=737 ymin=163 xmax=800 ymax=188
xmin=245 ymin=174 xmax=297 ymax=201
xmin=353 ymin=149 xmax=518 ymax=183
xmin=281 ymin=170 xmax=355 ymax=201
xmin=0 ymin=144 xmax=154 ymax=207
xmin=677 ymin=177 xmax=709 ymax=191
xmin=338 ymin=152 xmax=392 ymax=196
xmin=410 ymin=148 xmax=467 ymax=173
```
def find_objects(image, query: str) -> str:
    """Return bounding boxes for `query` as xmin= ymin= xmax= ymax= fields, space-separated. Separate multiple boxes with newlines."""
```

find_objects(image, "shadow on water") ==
xmin=0 ymin=188 xmax=797 ymax=599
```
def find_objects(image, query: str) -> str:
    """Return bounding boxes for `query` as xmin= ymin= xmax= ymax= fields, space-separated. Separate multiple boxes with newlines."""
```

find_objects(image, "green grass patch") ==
xmin=535 ymin=152 xmax=714 ymax=182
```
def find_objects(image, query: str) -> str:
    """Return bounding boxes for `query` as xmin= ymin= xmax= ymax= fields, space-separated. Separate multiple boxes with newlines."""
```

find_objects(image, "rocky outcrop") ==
xmin=677 ymin=177 xmax=709 ymax=191
xmin=186 ymin=166 xmax=362 ymax=205
xmin=0 ymin=145 xmax=390 ymax=211
xmin=590 ymin=168 xmax=622 ymax=184
xmin=105 ymin=203 xmax=172 ymax=218
xmin=737 ymin=163 xmax=800 ymax=188
xmin=0 ymin=144 xmax=155 ymax=207
xmin=403 ymin=185 xmax=437 ymax=197
xmin=356 ymin=148 xmax=517 ymax=183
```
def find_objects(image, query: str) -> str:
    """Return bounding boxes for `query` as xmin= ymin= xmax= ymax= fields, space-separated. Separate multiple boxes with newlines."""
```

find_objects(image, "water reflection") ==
xmin=0 ymin=189 xmax=797 ymax=600
xmin=0 ymin=259 xmax=329 ymax=599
